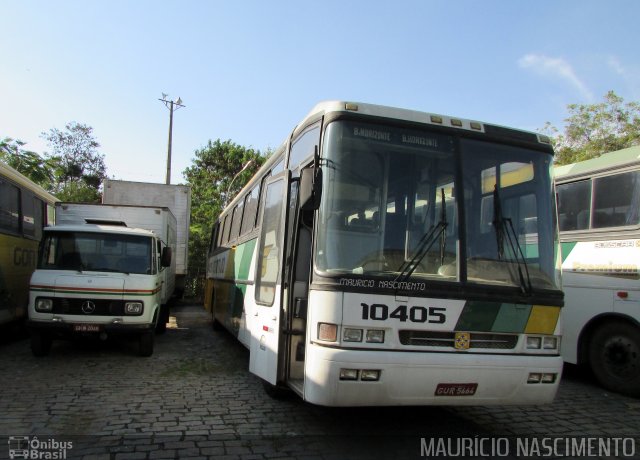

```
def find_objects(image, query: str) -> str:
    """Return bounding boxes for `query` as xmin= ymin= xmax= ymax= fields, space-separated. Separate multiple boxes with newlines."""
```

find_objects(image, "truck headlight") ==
xmin=35 ymin=298 xmax=53 ymax=312
xmin=124 ymin=302 xmax=143 ymax=315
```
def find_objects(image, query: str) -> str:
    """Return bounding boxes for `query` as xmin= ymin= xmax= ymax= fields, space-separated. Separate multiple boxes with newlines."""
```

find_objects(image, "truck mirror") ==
xmin=299 ymin=167 xmax=322 ymax=211
xmin=161 ymin=247 xmax=172 ymax=267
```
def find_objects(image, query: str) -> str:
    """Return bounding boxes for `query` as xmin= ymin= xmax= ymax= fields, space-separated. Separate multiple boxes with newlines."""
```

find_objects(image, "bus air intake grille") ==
xmin=399 ymin=331 xmax=518 ymax=349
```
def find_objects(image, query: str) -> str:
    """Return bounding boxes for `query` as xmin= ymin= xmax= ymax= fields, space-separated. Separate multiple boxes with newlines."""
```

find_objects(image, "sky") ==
xmin=1 ymin=0 xmax=639 ymax=185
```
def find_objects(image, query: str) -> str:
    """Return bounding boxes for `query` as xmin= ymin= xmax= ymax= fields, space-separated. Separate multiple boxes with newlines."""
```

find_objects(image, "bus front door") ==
xmin=249 ymin=172 xmax=290 ymax=385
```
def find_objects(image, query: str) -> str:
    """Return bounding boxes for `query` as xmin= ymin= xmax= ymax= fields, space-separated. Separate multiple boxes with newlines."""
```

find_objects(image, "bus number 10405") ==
xmin=361 ymin=303 xmax=446 ymax=323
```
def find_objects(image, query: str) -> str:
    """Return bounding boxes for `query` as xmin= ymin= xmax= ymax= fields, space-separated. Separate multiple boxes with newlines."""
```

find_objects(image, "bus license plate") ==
xmin=435 ymin=383 xmax=478 ymax=396
xmin=73 ymin=324 xmax=100 ymax=333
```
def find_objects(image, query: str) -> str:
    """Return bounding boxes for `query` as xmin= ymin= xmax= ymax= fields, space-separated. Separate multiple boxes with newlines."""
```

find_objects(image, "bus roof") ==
xmin=0 ymin=160 xmax=59 ymax=204
xmin=297 ymin=100 xmax=551 ymax=141
xmin=554 ymin=145 xmax=640 ymax=182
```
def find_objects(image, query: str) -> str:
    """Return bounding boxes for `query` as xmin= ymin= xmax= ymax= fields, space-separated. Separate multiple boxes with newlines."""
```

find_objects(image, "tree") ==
xmin=42 ymin=122 xmax=107 ymax=202
xmin=0 ymin=137 xmax=54 ymax=188
xmin=544 ymin=91 xmax=640 ymax=165
xmin=182 ymin=139 xmax=268 ymax=298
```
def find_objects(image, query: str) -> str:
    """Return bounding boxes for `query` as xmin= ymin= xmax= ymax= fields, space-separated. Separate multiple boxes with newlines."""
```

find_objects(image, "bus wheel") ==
xmin=139 ymin=331 xmax=155 ymax=357
xmin=211 ymin=311 xmax=223 ymax=331
xmin=262 ymin=380 xmax=291 ymax=400
xmin=30 ymin=330 xmax=52 ymax=357
xmin=589 ymin=321 xmax=640 ymax=397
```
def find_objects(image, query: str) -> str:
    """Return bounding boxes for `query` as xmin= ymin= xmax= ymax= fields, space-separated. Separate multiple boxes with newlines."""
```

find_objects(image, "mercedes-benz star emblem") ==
xmin=81 ymin=300 xmax=96 ymax=314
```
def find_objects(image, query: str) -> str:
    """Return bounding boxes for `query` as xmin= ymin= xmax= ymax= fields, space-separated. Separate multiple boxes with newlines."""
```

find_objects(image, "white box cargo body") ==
xmin=102 ymin=180 xmax=190 ymax=295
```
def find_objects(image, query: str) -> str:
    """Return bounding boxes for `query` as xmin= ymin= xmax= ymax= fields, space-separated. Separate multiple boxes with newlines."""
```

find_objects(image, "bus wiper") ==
xmin=395 ymin=188 xmax=448 ymax=283
xmin=492 ymin=186 xmax=532 ymax=295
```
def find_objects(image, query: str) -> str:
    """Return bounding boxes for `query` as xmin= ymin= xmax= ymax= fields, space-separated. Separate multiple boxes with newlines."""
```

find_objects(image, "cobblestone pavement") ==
xmin=1 ymin=303 xmax=639 ymax=459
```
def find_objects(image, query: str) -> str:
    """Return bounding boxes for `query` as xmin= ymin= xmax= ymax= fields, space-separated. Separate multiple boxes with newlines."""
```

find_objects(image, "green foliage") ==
xmin=182 ymin=139 xmax=268 ymax=298
xmin=544 ymin=91 xmax=640 ymax=165
xmin=42 ymin=122 xmax=107 ymax=202
xmin=55 ymin=181 xmax=102 ymax=203
xmin=0 ymin=137 xmax=54 ymax=188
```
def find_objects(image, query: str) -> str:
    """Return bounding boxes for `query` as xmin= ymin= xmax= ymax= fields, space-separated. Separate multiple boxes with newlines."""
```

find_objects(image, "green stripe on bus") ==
xmin=560 ymin=241 xmax=577 ymax=262
xmin=491 ymin=303 xmax=532 ymax=333
xmin=455 ymin=301 xmax=501 ymax=331
xmin=456 ymin=301 xmax=532 ymax=333
xmin=236 ymin=239 xmax=256 ymax=280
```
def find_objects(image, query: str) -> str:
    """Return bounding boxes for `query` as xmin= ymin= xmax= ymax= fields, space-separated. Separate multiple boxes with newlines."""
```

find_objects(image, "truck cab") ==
xmin=27 ymin=222 xmax=172 ymax=357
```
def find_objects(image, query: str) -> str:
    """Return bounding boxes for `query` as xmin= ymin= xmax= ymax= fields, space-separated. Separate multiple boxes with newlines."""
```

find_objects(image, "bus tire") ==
xmin=262 ymin=380 xmax=291 ymax=400
xmin=30 ymin=330 xmax=52 ymax=357
xmin=211 ymin=311 xmax=223 ymax=331
xmin=139 ymin=331 xmax=155 ymax=357
xmin=588 ymin=320 xmax=640 ymax=397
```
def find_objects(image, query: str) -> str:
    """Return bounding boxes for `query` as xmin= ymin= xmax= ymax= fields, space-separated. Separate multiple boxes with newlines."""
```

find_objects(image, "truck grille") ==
xmin=51 ymin=298 xmax=126 ymax=316
xmin=399 ymin=330 xmax=518 ymax=349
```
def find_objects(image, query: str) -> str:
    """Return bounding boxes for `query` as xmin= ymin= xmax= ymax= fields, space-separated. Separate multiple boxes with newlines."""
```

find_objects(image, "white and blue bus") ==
xmin=1 ymin=161 xmax=58 ymax=326
xmin=556 ymin=145 xmax=640 ymax=396
xmin=205 ymin=101 xmax=563 ymax=406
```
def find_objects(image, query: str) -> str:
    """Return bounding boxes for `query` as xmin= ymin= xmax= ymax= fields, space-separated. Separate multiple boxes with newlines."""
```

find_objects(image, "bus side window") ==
xmin=241 ymin=185 xmax=260 ymax=235
xmin=218 ymin=216 xmax=228 ymax=246
xmin=209 ymin=223 xmax=219 ymax=252
xmin=289 ymin=123 xmax=320 ymax=170
xmin=21 ymin=191 xmax=36 ymax=238
xmin=0 ymin=179 xmax=20 ymax=234
xmin=557 ymin=180 xmax=592 ymax=231
xmin=592 ymin=171 xmax=640 ymax=228
xmin=230 ymin=202 xmax=243 ymax=242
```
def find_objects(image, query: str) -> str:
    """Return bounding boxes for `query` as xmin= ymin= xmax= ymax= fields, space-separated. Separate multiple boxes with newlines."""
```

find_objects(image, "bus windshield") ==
xmin=315 ymin=120 xmax=560 ymax=292
xmin=39 ymin=231 xmax=154 ymax=275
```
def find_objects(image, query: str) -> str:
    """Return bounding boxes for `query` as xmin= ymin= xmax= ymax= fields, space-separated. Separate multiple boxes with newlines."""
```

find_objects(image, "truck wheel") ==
xmin=155 ymin=305 xmax=169 ymax=334
xmin=30 ymin=330 xmax=52 ymax=357
xmin=588 ymin=320 xmax=640 ymax=397
xmin=139 ymin=331 xmax=154 ymax=357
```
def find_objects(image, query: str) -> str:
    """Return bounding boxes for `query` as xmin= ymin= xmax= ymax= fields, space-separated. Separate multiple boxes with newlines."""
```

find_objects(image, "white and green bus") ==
xmin=205 ymin=101 xmax=563 ymax=406
xmin=556 ymin=145 xmax=640 ymax=396
xmin=1 ymin=161 xmax=58 ymax=326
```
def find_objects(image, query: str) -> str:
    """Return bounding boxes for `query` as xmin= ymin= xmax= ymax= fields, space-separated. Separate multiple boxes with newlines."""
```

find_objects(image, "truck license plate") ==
xmin=73 ymin=324 xmax=100 ymax=333
xmin=435 ymin=383 xmax=478 ymax=396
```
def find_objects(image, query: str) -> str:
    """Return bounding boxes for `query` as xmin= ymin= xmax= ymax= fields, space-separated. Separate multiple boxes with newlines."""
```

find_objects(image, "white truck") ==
xmin=102 ymin=179 xmax=190 ymax=297
xmin=27 ymin=203 xmax=176 ymax=357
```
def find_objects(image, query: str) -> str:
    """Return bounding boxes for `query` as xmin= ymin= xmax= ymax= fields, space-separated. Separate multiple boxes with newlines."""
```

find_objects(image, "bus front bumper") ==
xmin=303 ymin=343 xmax=563 ymax=407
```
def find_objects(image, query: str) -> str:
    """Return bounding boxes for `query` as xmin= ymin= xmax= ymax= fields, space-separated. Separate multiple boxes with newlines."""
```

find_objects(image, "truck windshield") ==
xmin=39 ymin=231 xmax=153 ymax=275
xmin=315 ymin=120 xmax=560 ymax=292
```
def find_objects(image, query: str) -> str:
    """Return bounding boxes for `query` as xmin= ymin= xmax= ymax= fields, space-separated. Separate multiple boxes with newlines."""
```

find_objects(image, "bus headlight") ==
xmin=526 ymin=336 xmax=542 ymax=349
xmin=543 ymin=336 xmax=558 ymax=350
xmin=360 ymin=369 xmax=381 ymax=381
xmin=35 ymin=298 xmax=53 ymax=312
xmin=366 ymin=329 xmax=385 ymax=343
xmin=343 ymin=328 xmax=363 ymax=342
xmin=526 ymin=335 xmax=559 ymax=352
xmin=339 ymin=369 xmax=359 ymax=380
xmin=124 ymin=302 xmax=143 ymax=315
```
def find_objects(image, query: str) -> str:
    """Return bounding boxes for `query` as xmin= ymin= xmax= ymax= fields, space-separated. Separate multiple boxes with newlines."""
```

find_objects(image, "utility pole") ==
xmin=159 ymin=94 xmax=185 ymax=184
